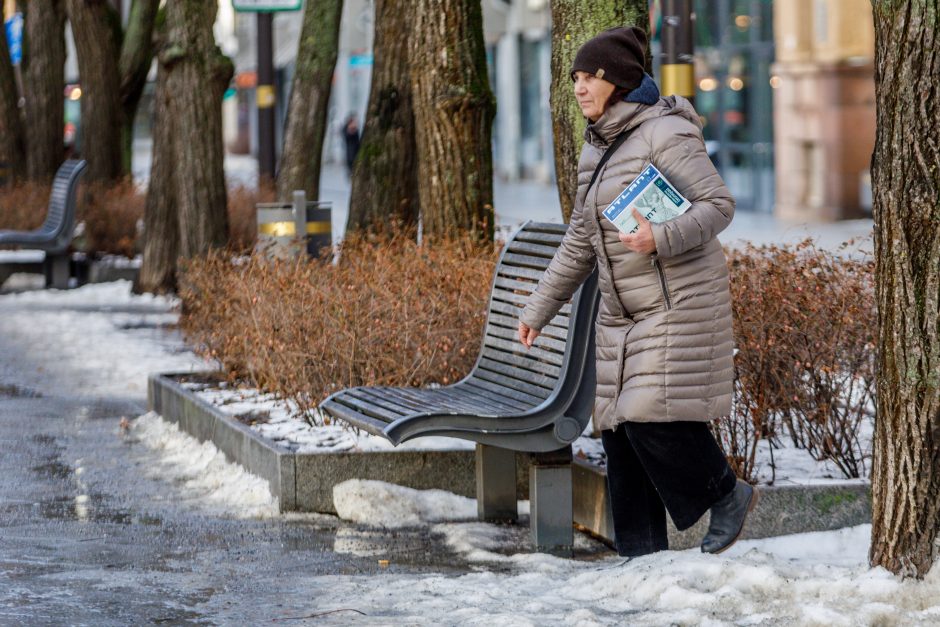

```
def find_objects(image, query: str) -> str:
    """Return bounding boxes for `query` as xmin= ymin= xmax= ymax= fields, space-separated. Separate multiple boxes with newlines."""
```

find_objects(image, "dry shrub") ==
xmin=1 ymin=178 xmax=274 ymax=257
xmin=227 ymin=184 xmax=274 ymax=252
xmin=76 ymin=180 xmax=145 ymax=257
xmin=179 ymin=229 xmax=500 ymax=421
xmin=720 ymin=240 xmax=876 ymax=482
xmin=0 ymin=182 xmax=54 ymax=231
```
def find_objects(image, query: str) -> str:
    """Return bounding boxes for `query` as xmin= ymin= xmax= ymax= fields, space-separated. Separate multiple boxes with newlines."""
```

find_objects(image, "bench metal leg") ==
xmin=529 ymin=447 xmax=573 ymax=553
xmin=45 ymin=254 xmax=70 ymax=289
xmin=475 ymin=443 xmax=517 ymax=522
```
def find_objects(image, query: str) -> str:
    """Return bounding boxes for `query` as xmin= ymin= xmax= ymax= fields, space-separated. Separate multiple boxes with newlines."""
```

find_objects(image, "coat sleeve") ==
xmin=647 ymin=118 xmax=735 ymax=258
xmin=519 ymin=197 xmax=597 ymax=331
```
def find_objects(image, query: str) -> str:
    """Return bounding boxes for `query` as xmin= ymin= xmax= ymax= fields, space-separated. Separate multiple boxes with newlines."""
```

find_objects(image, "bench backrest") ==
xmin=39 ymin=160 xmax=87 ymax=252
xmin=466 ymin=221 xmax=598 ymax=434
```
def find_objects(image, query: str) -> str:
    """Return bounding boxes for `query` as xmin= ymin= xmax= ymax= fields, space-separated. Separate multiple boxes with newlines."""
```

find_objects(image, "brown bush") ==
xmin=76 ymin=180 xmax=145 ymax=257
xmin=0 ymin=182 xmax=54 ymax=231
xmin=720 ymin=240 xmax=876 ymax=482
xmin=178 ymin=229 xmax=500 ymax=422
xmin=227 ymin=184 xmax=274 ymax=253
xmin=2 ymin=178 xmax=275 ymax=257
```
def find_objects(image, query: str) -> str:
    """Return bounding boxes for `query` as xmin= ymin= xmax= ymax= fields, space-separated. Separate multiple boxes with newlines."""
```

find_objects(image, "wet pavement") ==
xmin=0 ymin=288 xmax=610 ymax=625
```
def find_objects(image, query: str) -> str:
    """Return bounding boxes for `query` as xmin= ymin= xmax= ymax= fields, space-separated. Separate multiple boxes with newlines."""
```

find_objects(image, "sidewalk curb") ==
xmin=149 ymin=371 xmax=871 ymax=547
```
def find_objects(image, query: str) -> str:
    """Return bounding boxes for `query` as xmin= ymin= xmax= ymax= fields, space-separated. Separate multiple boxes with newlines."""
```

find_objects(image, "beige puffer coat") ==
xmin=520 ymin=96 xmax=735 ymax=430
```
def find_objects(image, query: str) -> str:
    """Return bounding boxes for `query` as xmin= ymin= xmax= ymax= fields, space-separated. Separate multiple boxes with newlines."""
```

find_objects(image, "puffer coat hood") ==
xmin=520 ymin=95 xmax=735 ymax=430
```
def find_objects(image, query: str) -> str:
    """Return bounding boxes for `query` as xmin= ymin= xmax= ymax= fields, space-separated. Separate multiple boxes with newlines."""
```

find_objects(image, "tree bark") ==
xmin=870 ymin=1 xmax=940 ymax=579
xmin=23 ymin=0 xmax=66 ymax=180
xmin=276 ymin=0 xmax=343 ymax=201
xmin=66 ymin=0 xmax=125 ymax=182
xmin=0 ymin=24 xmax=25 ymax=180
xmin=409 ymin=0 xmax=495 ymax=241
xmin=346 ymin=0 xmax=418 ymax=234
xmin=549 ymin=1 xmax=649 ymax=222
xmin=119 ymin=0 xmax=161 ymax=173
xmin=163 ymin=0 xmax=233 ymax=257
xmin=138 ymin=61 xmax=179 ymax=294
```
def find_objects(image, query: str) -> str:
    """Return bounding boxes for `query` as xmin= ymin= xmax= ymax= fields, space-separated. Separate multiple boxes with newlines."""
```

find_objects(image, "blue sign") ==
xmin=349 ymin=55 xmax=373 ymax=68
xmin=5 ymin=13 xmax=22 ymax=66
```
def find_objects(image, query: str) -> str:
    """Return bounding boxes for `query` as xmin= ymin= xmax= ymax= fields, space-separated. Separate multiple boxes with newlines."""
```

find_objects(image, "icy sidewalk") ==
xmin=3 ymin=279 xmax=935 ymax=624
xmin=0 ymin=279 xmax=205 ymax=399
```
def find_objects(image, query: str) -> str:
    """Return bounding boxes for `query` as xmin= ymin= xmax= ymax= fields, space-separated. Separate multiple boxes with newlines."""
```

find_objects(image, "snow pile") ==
xmin=303 ymin=524 xmax=940 ymax=625
xmin=131 ymin=412 xmax=279 ymax=519
xmin=189 ymin=384 xmax=476 ymax=453
xmin=0 ymin=280 xmax=205 ymax=397
xmin=333 ymin=479 xmax=477 ymax=527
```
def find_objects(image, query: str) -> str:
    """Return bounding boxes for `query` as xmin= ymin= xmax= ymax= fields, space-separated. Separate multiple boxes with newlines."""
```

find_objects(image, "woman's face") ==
xmin=573 ymin=71 xmax=616 ymax=122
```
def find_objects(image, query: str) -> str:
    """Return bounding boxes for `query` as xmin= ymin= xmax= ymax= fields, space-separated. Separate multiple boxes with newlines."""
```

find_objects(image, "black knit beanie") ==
xmin=570 ymin=26 xmax=647 ymax=91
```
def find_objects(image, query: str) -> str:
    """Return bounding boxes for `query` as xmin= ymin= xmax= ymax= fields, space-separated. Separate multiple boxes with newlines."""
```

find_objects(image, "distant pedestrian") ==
xmin=343 ymin=114 xmax=361 ymax=174
xmin=518 ymin=26 xmax=757 ymax=559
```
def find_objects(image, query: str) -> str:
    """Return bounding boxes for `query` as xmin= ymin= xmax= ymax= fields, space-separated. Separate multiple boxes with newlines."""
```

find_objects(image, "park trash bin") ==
xmin=255 ymin=190 xmax=332 ymax=260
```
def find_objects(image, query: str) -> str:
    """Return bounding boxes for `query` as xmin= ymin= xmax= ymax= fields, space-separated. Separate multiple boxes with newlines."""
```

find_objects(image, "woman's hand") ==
xmin=518 ymin=321 xmax=540 ymax=349
xmin=618 ymin=208 xmax=657 ymax=255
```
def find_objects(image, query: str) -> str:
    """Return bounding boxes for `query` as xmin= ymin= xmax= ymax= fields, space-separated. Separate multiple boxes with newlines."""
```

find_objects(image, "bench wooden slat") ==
xmin=501 ymin=252 xmax=553 ymax=270
xmin=465 ymin=377 xmax=546 ymax=406
xmin=523 ymin=222 xmax=568 ymax=235
xmin=476 ymin=357 xmax=558 ymax=391
xmin=514 ymin=230 xmax=566 ymax=246
xmin=486 ymin=324 xmax=568 ymax=353
xmin=472 ymin=368 xmax=553 ymax=401
xmin=482 ymin=335 xmax=565 ymax=367
xmin=486 ymin=312 xmax=570 ymax=343
xmin=506 ymin=240 xmax=561 ymax=259
xmin=489 ymin=290 xmax=574 ymax=319
xmin=473 ymin=359 xmax=558 ymax=398
xmin=497 ymin=265 xmax=545 ymax=281
xmin=493 ymin=275 xmax=538 ymax=294
xmin=331 ymin=392 xmax=401 ymax=424
xmin=480 ymin=346 xmax=562 ymax=378
xmin=347 ymin=388 xmax=424 ymax=416
xmin=320 ymin=400 xmax=393 ymax=436
xmin=385 ymin=386 xmax=512 ymax=416
xmin=451 ymin=382 xmax=533 ymax=412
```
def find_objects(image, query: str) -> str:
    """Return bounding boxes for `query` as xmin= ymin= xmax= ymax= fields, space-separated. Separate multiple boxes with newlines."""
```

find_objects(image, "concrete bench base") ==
xmin=150 ymin=372 xmax=871 ymax=550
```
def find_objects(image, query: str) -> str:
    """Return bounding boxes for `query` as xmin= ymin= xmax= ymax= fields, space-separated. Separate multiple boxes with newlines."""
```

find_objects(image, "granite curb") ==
xmin=150 ymin=371 xmax=871 ymax=546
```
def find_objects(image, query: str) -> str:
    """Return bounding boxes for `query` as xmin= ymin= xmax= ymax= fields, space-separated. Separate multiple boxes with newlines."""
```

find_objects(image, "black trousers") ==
xmin=601 ymin=420 xmax=737 ymax=557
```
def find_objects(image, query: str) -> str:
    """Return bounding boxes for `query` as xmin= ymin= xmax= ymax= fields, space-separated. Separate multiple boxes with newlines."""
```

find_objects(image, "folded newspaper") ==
xmin=602 ymin=164 xmax=691 ymax=235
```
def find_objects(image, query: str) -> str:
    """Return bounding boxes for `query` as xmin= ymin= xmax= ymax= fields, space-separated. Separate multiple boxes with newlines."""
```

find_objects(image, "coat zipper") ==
xmin=652 ymin=256 xmax=673 ymax=310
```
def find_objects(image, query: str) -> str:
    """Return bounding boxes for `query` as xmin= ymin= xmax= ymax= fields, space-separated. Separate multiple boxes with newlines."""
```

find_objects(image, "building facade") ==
xmin=226 ymin=0 xmax=876 ymax=221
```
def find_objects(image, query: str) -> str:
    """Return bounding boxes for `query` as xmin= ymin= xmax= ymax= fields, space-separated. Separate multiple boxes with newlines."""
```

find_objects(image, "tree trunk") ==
xmin=276 ymin=0 xmax=343 ymax=201
xmin=163 ymin=0 xmax=233 ymax=257
xmin=0 ymin=24 xmax=25 ymax=180
xmin=23 ymin=0 xmax=66 ymax=180
xmin=138 ymin=62 xmax=179 ymax=294
xmin=66 ymin=0 xmax=125 ymax=182
xmin=409 ymin=0 xmax=495 ymax=241
xmin=119 ymin=0 xmax=161 ymax=174
xmin=870 ymin=1 xmax=940 ymax=579
xmin=549 ymin=1 xmax=649 ymax=222
xmin=346 ymin=0 xmax=418 ymax=234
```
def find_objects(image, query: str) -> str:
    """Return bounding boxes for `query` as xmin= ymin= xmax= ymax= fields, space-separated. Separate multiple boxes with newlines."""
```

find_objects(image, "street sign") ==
xmin=5 ymin=12 xmax=23 ymax=66
xmin=232 ymin=0 xmax=301 ymax=12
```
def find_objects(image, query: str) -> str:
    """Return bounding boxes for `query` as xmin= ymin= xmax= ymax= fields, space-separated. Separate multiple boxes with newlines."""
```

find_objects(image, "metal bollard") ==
xmin=256 ymin=191 xmax=332 ymax=260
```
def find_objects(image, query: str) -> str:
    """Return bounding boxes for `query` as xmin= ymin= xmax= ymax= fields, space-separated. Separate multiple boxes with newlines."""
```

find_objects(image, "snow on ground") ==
xmin=130 ymin=411 xmax=280 ymax=519
xmin=187 ymin=383 xmax=476 ymax=453
xmin=7 ymin=278 xmax=927 ymax=623
xmin=314 ymin=479 xmax=939 ymax=625
xmin=0 ymin=279 xmax=205 ymax=398
xmin=190 ymin=381 xmax=871 ymax=485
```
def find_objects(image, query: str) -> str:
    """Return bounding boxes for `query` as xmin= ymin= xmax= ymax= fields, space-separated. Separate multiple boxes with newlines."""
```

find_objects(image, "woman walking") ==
xmin=518 ymin=26 xmax=756 ymax=558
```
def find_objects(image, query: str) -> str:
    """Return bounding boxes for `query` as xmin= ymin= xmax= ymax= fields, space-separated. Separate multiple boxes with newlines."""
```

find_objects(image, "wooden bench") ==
xmin=0 ymin=159 xmax=87 ymax=289
xmin=320 ymin=221 xmax=600 ymax=550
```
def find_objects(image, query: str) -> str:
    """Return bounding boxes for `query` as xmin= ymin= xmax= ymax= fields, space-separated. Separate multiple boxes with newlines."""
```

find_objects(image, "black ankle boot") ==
xmin=701 ymin=481 xmax=758 ymax=554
